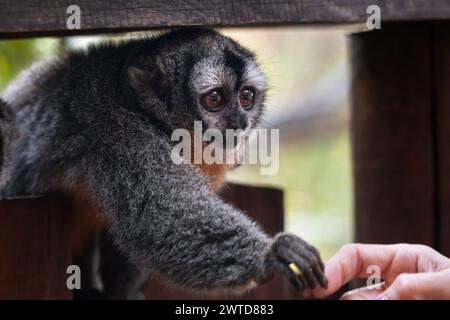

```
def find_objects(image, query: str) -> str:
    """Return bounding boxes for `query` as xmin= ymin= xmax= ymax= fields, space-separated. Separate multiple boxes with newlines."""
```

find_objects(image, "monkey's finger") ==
xmin=314 ymin=266 xmax=328 ymax=289
xmin=301 ymin=249 xmax=328 ymax=288
xmin=293 ymin=247 xmax=327 ymax=289
xmin=289 ymin=276 xmax=304 ymax=291
xmin=286 ymin=250 xmax=320 ymax=289
xmin=300 ymin=248 xmax=327 ymax=287
xmin=293 ymin=266 xmax=309 ymax=289
xmin=296 ymin=260 xmax=320 ymax=290
xmin=298 ymin=245 xmax=328 ymax=288
xmin=302 ymin=241 xmax=325 ymax=272
xmin=291 ymin=236 xmax=325 ymax=273
xmin=275 ymin=239 xmax=320 ymax=289
xmin=279 ymin=262 xmax=305 ymax=291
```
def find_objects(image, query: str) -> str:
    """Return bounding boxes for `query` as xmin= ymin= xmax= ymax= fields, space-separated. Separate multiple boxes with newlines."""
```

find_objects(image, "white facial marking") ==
xmin=242 ymin=61 xmax=267 ymax=92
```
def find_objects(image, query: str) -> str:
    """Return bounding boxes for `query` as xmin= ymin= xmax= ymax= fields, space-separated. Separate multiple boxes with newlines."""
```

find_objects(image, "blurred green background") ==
xmin=0 ymin=28 xmax=353 ymax=260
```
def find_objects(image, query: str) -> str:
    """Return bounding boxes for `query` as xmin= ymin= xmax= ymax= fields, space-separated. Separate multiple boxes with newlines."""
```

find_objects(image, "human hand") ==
xmin=310 ymin=243 xmax=450 ymax=300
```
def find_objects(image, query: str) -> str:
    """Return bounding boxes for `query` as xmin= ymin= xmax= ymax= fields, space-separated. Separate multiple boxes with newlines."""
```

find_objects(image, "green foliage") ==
xmin=0 ymin=38 xmax=59 ymax=90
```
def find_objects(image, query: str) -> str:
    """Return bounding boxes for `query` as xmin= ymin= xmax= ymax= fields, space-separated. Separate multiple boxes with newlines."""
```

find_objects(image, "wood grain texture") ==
xmin=431 ymin=21 xmax=450 ymax=257
xmin=0 ymin=195 xmax=74 ymax=299
xmin=1 ymin=0 xmax=450 ymax=38
xmin=350 ymin=23 xmax=435 ymax=246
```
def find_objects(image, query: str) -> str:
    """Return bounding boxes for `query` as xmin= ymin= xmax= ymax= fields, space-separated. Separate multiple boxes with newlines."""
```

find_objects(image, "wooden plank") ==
xmin=431 ymin=21 xmax=450 ymax=258
xmin=1 ymin=1 xmax=450 ymax=38
xmin=0 ymin=195 xmax=74 ymax=299
xmin=144 ymin=183 xmax=295 ymax=299
xmin=350 ymin=23 xmax=435 ymax=246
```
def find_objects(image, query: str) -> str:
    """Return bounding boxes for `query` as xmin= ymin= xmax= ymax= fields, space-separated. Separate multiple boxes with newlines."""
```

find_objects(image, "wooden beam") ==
xmin=350 ymin=23 xmax=435 ymax=246
xmin=1 ymin=0 xmax=450 ymax=38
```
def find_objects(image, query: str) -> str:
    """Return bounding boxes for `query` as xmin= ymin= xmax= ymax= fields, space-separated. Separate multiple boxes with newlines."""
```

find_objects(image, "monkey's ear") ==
xmin=127 ymin=63 xmax=168 ymax=99
xmin=127 ymin=66 xmax=148 ymax=89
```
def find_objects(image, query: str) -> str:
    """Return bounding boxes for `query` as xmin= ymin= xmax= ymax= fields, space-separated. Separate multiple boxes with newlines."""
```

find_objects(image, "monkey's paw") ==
xmin=262 ymin=232 xmax=328 ymax=291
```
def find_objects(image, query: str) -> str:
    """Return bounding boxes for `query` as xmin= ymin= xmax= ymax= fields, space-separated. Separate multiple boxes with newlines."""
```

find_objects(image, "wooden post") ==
xmin=0 ymin=195 xmax=74 ymax=299
xmin=350 ymin=23 xmax=436 ymax=246
xmin=431 ymin=21 xmax=450 ymax=257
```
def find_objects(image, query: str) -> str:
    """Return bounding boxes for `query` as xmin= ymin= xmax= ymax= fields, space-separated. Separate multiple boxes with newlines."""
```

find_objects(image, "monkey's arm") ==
xmin=82 ymin=115 xmax=327 ymax=294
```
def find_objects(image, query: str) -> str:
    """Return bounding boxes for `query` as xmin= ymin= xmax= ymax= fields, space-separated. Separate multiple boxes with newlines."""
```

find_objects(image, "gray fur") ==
xmin=0 ymin=97 xmax=15 ymax=188
xmin=0 ymin=28 xmax=326 ymax=296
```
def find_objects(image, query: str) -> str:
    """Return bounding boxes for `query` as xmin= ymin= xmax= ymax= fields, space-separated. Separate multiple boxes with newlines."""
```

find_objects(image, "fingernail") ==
xmin=376 ymin=294 xmax=388 ymax=300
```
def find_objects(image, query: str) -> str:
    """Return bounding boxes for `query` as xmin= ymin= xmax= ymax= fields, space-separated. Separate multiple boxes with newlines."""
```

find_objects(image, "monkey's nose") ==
xmin=228 ymin=114 xmax=248 ymax=130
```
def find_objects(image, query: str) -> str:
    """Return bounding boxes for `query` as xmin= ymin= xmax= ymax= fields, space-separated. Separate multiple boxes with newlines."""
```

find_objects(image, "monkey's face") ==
xmin=187 ymin=49 xmax=267 ymax=138
xmin=127 ymin=28 xmax=267 ymax=141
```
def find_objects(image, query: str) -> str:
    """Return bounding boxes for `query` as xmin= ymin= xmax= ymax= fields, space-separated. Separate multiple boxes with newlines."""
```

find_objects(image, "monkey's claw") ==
xmin=266 ymin=233 xmax=328 ymax=291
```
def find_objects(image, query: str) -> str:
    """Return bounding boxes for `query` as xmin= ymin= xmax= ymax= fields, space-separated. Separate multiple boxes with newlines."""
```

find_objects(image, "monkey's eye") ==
xmin=239 ymin=88 xmax=254 ymax=109
xmin=202 ymin=90 xmax=224 ymax=111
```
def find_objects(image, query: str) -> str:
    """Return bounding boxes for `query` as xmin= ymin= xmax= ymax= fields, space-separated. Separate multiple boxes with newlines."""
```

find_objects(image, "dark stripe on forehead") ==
xmin=181 ymin=52 xmax=198 ymax=114
xmin=224 ymin=49 xmax=245 ymax=90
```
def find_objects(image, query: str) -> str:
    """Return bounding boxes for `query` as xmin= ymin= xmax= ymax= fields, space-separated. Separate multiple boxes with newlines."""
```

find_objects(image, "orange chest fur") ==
xmin=188 ymin=131 xmax=232 ymax=191
xmin=195 ymin=162 xmax=230 ymax=191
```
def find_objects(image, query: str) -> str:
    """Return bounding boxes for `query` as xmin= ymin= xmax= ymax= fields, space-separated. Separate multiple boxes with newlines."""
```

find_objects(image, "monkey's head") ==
xmin=126 ymin=28 xmax=267 ymax=139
